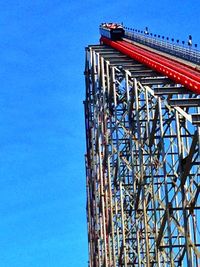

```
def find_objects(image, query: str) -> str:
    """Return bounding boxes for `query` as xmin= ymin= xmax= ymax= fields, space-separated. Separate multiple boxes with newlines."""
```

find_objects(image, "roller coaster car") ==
xmin=100 ymin=23 xmax=125 ymax=40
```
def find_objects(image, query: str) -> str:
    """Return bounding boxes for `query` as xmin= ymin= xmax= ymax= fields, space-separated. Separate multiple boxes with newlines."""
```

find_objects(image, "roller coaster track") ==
xmin=85 ymin=31 xmax=200 ymax=266
xmin=101 ymin=37 xmax=200 ymax=94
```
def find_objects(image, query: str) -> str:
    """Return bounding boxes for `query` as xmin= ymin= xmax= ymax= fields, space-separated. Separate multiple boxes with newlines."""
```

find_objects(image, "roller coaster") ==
xmin=85 ymin=23 xmax=200 ymax=267
xmin=100 ymin=23 xmax=200 ymax=94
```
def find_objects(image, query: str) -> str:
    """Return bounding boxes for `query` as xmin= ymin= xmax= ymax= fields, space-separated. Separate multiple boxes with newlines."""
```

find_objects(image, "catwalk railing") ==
xmin=84 ymin=45 xmax=200 ymax=266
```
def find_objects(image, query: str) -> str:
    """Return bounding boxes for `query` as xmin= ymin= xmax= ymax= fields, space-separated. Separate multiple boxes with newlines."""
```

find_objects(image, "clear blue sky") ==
xmin=0 ymin=1 xmax=199 ymax=266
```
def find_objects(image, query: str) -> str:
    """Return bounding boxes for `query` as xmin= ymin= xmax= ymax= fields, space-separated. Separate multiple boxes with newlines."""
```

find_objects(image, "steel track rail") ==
xmin=101 ymin=37 xmax=200 ymax=94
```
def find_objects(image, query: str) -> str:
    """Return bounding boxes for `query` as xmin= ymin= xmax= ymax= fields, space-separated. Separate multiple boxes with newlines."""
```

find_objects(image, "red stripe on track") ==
xmin=120 ymin=40 xmax=200 ymax=82
xmin=101 ymin=37 xmax=200 ymax=94
xmin=123 ymin=38 xmax=200 ymax=74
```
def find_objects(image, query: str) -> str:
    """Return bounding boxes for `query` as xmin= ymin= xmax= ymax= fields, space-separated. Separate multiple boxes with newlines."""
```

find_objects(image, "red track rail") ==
xmin=101 ymin=37 xmax=200 ymax=94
